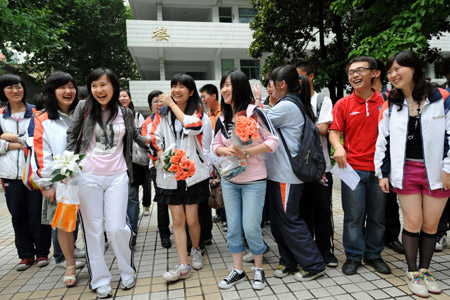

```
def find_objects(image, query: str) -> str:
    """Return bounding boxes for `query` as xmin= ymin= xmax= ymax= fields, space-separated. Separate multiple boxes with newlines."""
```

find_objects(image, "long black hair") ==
xmin=120 ymin=88 xmax=134 ymax=111
xmin=270 ymin=65 xmax=315 ymax=122
xmin=86 ymin=68 xmax=120 ymax=129
xmin=386 ymin=50 xmax=432 ymax=109
xmin=42 ymin=72 xmax=79 ymax=120
xmin=0 ymin=74 xmax=27 ymax=103
xmin=220 ymin=69 xmax=254 ymax=123
xmin=169 ymin=73 xmax=203 ymax=119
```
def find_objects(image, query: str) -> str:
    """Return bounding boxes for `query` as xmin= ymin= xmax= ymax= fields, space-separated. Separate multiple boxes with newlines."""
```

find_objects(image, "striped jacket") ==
xmin=0 ymin=103 xmax=35 ymax=179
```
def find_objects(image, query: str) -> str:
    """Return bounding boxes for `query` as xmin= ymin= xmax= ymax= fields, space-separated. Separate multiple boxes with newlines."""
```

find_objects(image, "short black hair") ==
xmin=42 ymin=71 xmax=79 ymax=120
xmin=347 ymin=56 xmax=377 ymax=73
xmin=294 ymin=60 xmax=316 ymax=75
xmin=33 ymin=93 xmax=44 ymax=111
xmin=375 ymin=59 xmax=387 ymax=84
xmin=120 ymin=88 xmax=134 ymax=111
xmin=0 ymin=74 xmax=27 ymax=103
xmin=199 ymin=84 xmax=218 ymax=100
xmin=78 ymin=86 xmax=89 ymax=100
xmin=147 ymin=90 xmax=163 ymax=108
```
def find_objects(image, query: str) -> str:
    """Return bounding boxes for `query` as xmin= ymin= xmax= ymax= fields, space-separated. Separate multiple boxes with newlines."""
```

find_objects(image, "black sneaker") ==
xmin=218 ymin=269 xmax=246 ymax=289
xmin=204 ymin=239 xmax=212 ymax=246
xmin=363 ymin=257 xmax=391 ymax=274
xmin=323 ymin=252 xmax=338 ymax=267
xmin=342 ymin=259 xmax=361 ymax=275
xmin=386 ymin=239 xmax=405 ymax=254
xmin=274 ymin=265 xmax=298 ymax=278
xmin=294 ymin=269 xmax=326 ymax=281
xmin=252 ymin=268 xmax=266 ymax=290
xmin=161 ymin=237 xmax=172 ymax=249
xmin=131 ymin=234 xmax=137 ymax=248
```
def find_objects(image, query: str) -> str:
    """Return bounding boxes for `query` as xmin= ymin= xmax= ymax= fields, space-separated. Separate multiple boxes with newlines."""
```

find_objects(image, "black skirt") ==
xmin=155 ymin=178 xmax=210 ymax=205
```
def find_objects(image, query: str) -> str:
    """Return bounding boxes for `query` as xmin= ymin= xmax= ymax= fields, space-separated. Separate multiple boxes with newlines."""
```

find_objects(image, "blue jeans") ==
xmin=341 ymin=170 xmax=387 ymax=261
xmin=221 ymin=179 xmax=266 ymax=255
xmin=127 ymin=184 xmax=139 ymax=234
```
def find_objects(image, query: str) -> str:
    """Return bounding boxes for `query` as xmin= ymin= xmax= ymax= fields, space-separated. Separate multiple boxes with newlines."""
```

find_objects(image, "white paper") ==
xmin=331 ymin=164 xmax=360 ymax=191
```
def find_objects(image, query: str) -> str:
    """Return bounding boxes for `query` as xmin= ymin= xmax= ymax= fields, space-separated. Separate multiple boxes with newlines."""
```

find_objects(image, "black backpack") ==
xmin=277 ymin=95 xmax=326 ymax=182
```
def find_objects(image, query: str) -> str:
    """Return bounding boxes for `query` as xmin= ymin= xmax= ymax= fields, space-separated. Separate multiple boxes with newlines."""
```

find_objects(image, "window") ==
xmin=240 ymin=60 xmax=260 ymax=80
xmin=238 ymin=8 xmax=257 ymax=23
xmin=221 ymin=59 xmax=235 ymax=75
xmin=219 ymin=7 xmax=232 ymax=23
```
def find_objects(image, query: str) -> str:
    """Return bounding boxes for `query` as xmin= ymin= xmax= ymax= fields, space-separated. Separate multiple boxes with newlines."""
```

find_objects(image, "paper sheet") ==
xmin=331 ymin=164 xmax=360 ymax=191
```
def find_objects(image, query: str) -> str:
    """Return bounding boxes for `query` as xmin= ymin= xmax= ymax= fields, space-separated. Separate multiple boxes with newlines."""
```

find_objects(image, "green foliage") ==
xmin=1 ymin=0 xmax=139 ymax=86
xmin=331 ymin=0 xmax=450 ymax=62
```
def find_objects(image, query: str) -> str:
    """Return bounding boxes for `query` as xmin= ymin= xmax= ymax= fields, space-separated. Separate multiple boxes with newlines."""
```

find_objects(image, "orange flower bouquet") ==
xmin=163 ymin=149 xmax=196 ymax=181
xmin=234 ymin=115 xmax=260 ymax=145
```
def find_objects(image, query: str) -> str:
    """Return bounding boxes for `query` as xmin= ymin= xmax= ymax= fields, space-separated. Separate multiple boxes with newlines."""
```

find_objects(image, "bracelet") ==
xmin=255 ymin=97 xmax=261 ymax=100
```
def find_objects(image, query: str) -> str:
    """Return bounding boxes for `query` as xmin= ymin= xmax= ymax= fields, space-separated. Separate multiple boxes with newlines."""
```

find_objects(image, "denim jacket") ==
xmin=66 ymin=100 xmax=148 ymax=183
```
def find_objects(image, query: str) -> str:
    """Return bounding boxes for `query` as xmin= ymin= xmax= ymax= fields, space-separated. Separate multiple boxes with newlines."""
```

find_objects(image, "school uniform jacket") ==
xmin=374 ymin=87 xmax=450 ymax=190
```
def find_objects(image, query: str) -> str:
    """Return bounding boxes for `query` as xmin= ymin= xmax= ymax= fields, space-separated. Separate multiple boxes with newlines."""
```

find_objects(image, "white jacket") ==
xmin=30 ymin=111 xmax=70 ymax=188
xmin=149 ymin=105 xmax=210 ymax=189
xmin=374 ymin=88 xmax=450 ymax=190
xmin=0 ymin=103 xmax=35 ymax=179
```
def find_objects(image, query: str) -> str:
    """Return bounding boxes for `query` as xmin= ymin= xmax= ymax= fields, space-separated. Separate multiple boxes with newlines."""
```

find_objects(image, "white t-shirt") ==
xmin=311 ymin=92 xmax=333 ymax=172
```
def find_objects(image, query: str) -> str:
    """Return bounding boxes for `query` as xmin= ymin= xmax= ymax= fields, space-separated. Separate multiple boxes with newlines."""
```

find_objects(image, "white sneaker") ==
xmin=420 ymin=268 xmax=442 ymax=294
xmin=120 ymin=276 xmax=136 ymax=290
xmin=406 ymin=271 xmax=429 ymax=297
xmin=163 ymin=264 xmax=191 ymax=282
xmin=56 ymin=260 xmax=85 ymax=269
xmin=243 ymin=251 xmax=254 ymax=263
xmin=435 ymin=235 xmax=447 ymax=252
xmin=190 ymin=248 xmax=203 ymax=270
xmin=96 ymin=284 xmax=112 ymax=299
xmin=74 ymin=247 xmax=86 ymax=258
xmin=143 ymin=207 xmax=150 ymax=216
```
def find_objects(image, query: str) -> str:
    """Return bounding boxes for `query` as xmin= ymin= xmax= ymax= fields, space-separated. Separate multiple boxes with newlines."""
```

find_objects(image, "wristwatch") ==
xmin=43 ymin=185 xmax=52 ymax=191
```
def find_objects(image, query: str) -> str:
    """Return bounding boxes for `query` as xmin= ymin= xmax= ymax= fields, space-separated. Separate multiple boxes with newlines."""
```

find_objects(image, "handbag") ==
xmin=132 ymin=112 xmax=150 ymax=166
xmin=22 ymin=146 xmax=40 ymax=191
xmin=208 ymin=168 xmax=224 ymax=209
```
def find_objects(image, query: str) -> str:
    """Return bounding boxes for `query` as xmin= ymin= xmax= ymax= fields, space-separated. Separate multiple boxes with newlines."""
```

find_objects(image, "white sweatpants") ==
xmin=78 ymin=171 xmax=135 ymax=289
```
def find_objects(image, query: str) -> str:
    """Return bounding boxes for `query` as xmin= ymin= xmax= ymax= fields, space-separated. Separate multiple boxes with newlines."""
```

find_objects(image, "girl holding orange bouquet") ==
xmin=212 ymin=69 xmax=279 ymax=290
xmin=149 ymin=74 xmax=211 ymax=282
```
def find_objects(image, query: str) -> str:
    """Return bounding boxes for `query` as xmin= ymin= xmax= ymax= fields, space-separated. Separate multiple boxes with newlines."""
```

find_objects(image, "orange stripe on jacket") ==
xmin=141 ymin=116 xmax=152 ymax=137
xmin=378 ymin=100 xmax=390 ymax=124
xmin=149 ymin=112 xmax=161 ymax=152
xmin=280 ymin=183 xmax=287 ymax=212
xmin=33 ymin=112 xmax=49 ymax=177
xmin=185 ymin=109 xmax=203 ymax=129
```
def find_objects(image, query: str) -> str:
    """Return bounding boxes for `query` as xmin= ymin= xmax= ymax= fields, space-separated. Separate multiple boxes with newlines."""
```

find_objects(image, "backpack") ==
xmin=278 ymin=94 xmax=326 ymax=182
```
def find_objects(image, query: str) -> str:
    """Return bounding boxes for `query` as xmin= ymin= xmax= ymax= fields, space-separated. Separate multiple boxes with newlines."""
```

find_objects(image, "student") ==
xmin=375 ymin=50 xmax=450 ymax=297
xmin=66 ymin=68 xmax=150 ymax=298
xmin=212 ymin=69 xmax=279 ymax=290
xmin=0 ymin=74 xmax=52 ymax=271
xmin=141 ymin=90 xmax=172 ymax=248
xmin=32 ymin=71 xmax=83 ymax=287
xmin=295 ymin=60 xmax=337 ymax=267
xmin=329 ymin=56 xmax=390 ymax=276
xmin=150 ymin=74 xmax=210 ymax=282
xmin=265 ymin=65 xmax=326 ymax=281
xmin=119 ymin=88 xmax=146 ymax=247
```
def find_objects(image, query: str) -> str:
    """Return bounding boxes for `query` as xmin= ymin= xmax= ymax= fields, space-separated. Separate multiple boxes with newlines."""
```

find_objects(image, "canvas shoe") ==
xmin=163 ymin=264 xmax=191 ymax=282
xmin=190 ymin=247 xmax=203 ymax=270
xmin=274 ymin=265 xmax=297 ymax=278
xmin=36 ymin=256 xmax=50 ymax=267
xmin=218 ymin=269 xmax=246 ymax=289
xmin=294 ymin=269 xmax=326 ymax=282
xmin=143 ymin=206 xmax=150 ymax=216
xmin=435 ymin=235 xmax=447 ymax=252
xmin=16 ymin=258 xmax=34 ymax=271
xmin=406 ymin=271 xmax=429 ymax=298
xmin=420 ymin=268 xmax=441 ymax=294
xmin=96 ymin=284 xmax=112 ymax=299
xmin=252 ymin=268 xmax=266 ymax=290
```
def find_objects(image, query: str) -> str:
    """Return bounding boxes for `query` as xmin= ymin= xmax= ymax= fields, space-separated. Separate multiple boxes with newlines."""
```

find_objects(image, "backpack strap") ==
xmin=316 ymin=93 xmax=325 ymax=117
xmin=381 ymin=92 xmax=389 ymax=101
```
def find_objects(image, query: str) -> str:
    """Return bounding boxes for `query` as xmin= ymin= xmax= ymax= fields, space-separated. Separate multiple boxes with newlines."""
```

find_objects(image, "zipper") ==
xmin=15 ymin=119 xmax=20 ymax=179
xmin=401 ymin=111 xmax=408 ymax=190
xmin=419 ymin=105 xmax=432 ymax=192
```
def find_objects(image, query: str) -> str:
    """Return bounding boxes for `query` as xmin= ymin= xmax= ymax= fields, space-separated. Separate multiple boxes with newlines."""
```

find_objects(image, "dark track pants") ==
xmin=268 ymin=180 xmax=325 ymax=273
xmin=385 ymin=191 xmax=401 ymax=244
xmin=3 ymin=179 xmax=51 ymax=259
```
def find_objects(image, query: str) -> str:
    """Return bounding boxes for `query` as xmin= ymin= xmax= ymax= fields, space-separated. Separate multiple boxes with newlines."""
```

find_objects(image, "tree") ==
xmin=1 ymin=0 xmax=139 ymax=86
xmin=331 ymin=0 xmax=450 ymax=63
xmin=249 ymin=0 xmax=354 ymax=101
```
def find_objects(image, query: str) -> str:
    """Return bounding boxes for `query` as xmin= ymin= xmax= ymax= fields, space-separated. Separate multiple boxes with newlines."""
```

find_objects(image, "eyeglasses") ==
xmin=152 ymin=101 xmax=163 ymax=105
xmin=5 ymin=84 xmax=23 ymax=91
xmin=347 ymin=67 xmax=372 ymax=76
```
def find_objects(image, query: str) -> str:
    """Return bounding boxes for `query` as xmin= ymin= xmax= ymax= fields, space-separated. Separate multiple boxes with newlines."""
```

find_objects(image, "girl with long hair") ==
xmin=375 ymin=50 xmax=450 ymax=297
xmin=32 ymin=71 xmax=83 ymax=287
xmin=212 ymin=69 xmax=279 ymax=290
xmin=150 ymin=74 xmax=211 ymax=282
xmin=66 ymin=68 xmax=150 ymax=298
